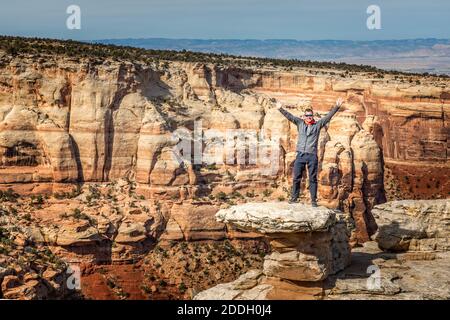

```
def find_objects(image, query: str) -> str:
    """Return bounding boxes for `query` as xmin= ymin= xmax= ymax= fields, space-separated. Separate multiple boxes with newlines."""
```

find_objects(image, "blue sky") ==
xmin=1 ymin=0 xmax=449 ymax=40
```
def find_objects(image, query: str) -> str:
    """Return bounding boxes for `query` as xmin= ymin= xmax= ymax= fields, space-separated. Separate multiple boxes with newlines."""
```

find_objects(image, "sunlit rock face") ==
xmin=373 ymin=199 xmax=450 ymax=252
xmin=0 ymin=49 xmax=449 ymax=243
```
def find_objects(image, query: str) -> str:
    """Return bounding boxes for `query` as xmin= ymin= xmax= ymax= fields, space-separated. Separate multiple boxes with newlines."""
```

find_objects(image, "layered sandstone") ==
xmin=372 ymin=199 xmax=450 ymax=252
xmin=324 ymin=241 xmax=450 ymax=300
xmin=194 ymin=202 xmax=351 ymax=300
xmin=0 ymin=192 xmax=78 ymax=299
xmin=1 ymin=38 xmax=449 ymax=300
xmin=325 ymin=199 xmax=450 ymax=300
xmin=0 ymin=180 xmax=267 ymax=299
xmin=0 ymin=42 xmax=449 ymax=245
xmin=194 ymin=200 xmax=450 ymax=300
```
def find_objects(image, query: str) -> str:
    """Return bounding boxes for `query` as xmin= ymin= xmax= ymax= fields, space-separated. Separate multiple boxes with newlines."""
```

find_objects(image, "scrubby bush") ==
xmin=0 ymin=188 xmax=20 ymax=202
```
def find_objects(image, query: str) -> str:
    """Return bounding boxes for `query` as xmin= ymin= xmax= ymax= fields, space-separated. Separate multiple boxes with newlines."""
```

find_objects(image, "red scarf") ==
xmin=304 ymin=118 xmax=316 ymax=125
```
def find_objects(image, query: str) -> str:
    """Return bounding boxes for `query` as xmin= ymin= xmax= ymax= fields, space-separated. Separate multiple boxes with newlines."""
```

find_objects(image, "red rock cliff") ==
xmin=0 ymin=50 xmax=448 ymax=244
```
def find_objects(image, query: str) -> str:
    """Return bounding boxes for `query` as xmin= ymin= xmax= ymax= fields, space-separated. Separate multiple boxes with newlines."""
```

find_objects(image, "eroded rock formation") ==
xmin=325 ymin=199 xmax=450 ymax=300
xmin=373 ymin=199 xmax=450 ymax=252
xmin=194 ymin=202 xmax=351 ymax=300
xmin=196 ymin=200 xmax=450 ymax=300
xmin=0 ymin=43 xmax=449 ymax=248
xmin=1 ymin=38 xmax=449 ymax=300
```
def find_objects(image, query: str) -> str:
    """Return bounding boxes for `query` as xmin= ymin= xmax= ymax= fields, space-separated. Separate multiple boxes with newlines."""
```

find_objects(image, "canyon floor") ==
xmin=1 ymin=180 xmax=448 ymax=300
xmin=0 ymin=180 xmax=271 ymax=300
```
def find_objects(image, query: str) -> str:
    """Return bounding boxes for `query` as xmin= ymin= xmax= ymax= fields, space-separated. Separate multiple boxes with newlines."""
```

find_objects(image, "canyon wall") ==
xmin=0 ymin=51 xmax=449 ymax=243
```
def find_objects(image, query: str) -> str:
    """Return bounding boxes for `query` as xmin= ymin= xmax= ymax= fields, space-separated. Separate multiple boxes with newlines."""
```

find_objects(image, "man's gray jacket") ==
xmin=279 ymin=105 xmax=340 ymax=154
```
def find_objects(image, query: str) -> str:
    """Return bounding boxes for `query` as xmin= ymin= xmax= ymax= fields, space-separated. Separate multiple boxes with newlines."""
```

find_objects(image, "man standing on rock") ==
xmin=277 ymin=98 xmax=345 ymax=207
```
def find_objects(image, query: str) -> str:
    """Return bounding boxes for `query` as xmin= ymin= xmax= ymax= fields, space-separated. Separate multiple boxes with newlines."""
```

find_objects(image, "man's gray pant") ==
xmin=291 ymin=152 xmax=318 ymax=202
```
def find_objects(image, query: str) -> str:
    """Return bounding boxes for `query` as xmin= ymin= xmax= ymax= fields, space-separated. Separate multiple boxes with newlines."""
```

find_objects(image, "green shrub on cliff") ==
xmin=178 ymin=282 xmax=187 ymax=293
xmin=0 ymin=226 xmax=10 ymax=242
xmin=0 ymin=188 xmax=20 ymax=202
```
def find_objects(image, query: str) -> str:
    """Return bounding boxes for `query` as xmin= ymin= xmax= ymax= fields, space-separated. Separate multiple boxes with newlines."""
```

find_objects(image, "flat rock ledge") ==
xmin=216 ymin=202 xmax=336 ymax=233
xmin=195 ymin=202 xmax=351 ymax=300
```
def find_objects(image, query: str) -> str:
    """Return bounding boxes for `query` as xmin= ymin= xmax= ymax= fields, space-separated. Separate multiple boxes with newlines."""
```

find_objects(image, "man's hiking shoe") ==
xmin=288 ymin=198 xmax=298 ymax=204
xmin=311 ymin=201 xmax=318 ymax=207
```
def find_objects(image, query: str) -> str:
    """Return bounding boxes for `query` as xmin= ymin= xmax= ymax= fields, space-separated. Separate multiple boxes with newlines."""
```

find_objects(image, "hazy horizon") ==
xmin=4 ymin=34 xmax=450 ymax=42
xmin=1 ymin=0 xmax=449 ymax=41
xmin=90 ymin=37 xmax=450 ymax=41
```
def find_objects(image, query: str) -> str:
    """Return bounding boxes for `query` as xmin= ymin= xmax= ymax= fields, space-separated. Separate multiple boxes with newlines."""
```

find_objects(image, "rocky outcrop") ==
xmin=216 ymin=202 xmax=335 ymax=233
xmin=1 ymin=44 xmax=449 ymax=242
xmin=323 ymin=200 xmax=450 ymax=300
xmin=0 ymin=202 xmax=77 ymax=299
xmin=324 ymin=241 xmax=450 ymax=300
xmin=1 ymin=179 xmax=165 ymax=265
xmin=195 ymin=202 xmax=351 ymax=300
xmin=191 ymin=200 xmax=450 ymax=300
xmin=2 ymin=39 xmax=449 ymax=300
xmin=372 ymin=200 xmax=450 ymax=252
xmin=0 ymin=269 xmax=72 ymax=300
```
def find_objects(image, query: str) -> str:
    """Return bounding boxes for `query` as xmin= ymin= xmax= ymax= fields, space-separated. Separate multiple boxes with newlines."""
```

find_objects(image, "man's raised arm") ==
xmin=277 ymin=103 xmax=301 ymax=124
xmin=317 ymin=97 xmax=344 ymax=127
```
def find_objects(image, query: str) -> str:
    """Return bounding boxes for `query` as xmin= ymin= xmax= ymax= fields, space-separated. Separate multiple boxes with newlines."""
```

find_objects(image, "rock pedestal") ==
xmin=194 ymin=202 xmax=351 ymax=300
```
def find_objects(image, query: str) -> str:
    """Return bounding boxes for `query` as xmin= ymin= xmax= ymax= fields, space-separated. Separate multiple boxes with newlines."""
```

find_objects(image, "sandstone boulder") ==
xmin=171 ymin=202 xmax=226 ymax=240
xmin=193 ymin=270 xmax=271 ymax=300
xmin=373 ymin=200 xmax=450 ymax=252
xmin=55 ymin=220 xmax=103 ymax=246
xmin=196 ymin=202 xmax=351 ymax=299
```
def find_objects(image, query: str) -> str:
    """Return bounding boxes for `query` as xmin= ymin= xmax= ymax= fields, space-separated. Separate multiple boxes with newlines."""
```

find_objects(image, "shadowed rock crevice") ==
xmin=102 ymin=65 xmax=132 ymax=182
xmin=69 ymin=134 xmax=84 ymax=182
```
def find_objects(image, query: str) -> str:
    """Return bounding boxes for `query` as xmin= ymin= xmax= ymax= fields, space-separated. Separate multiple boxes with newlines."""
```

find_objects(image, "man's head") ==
xmin=304 ymin=108 xmax=314 ymax=119
xmin=303 ymin=108 xmax=316 ymax=125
